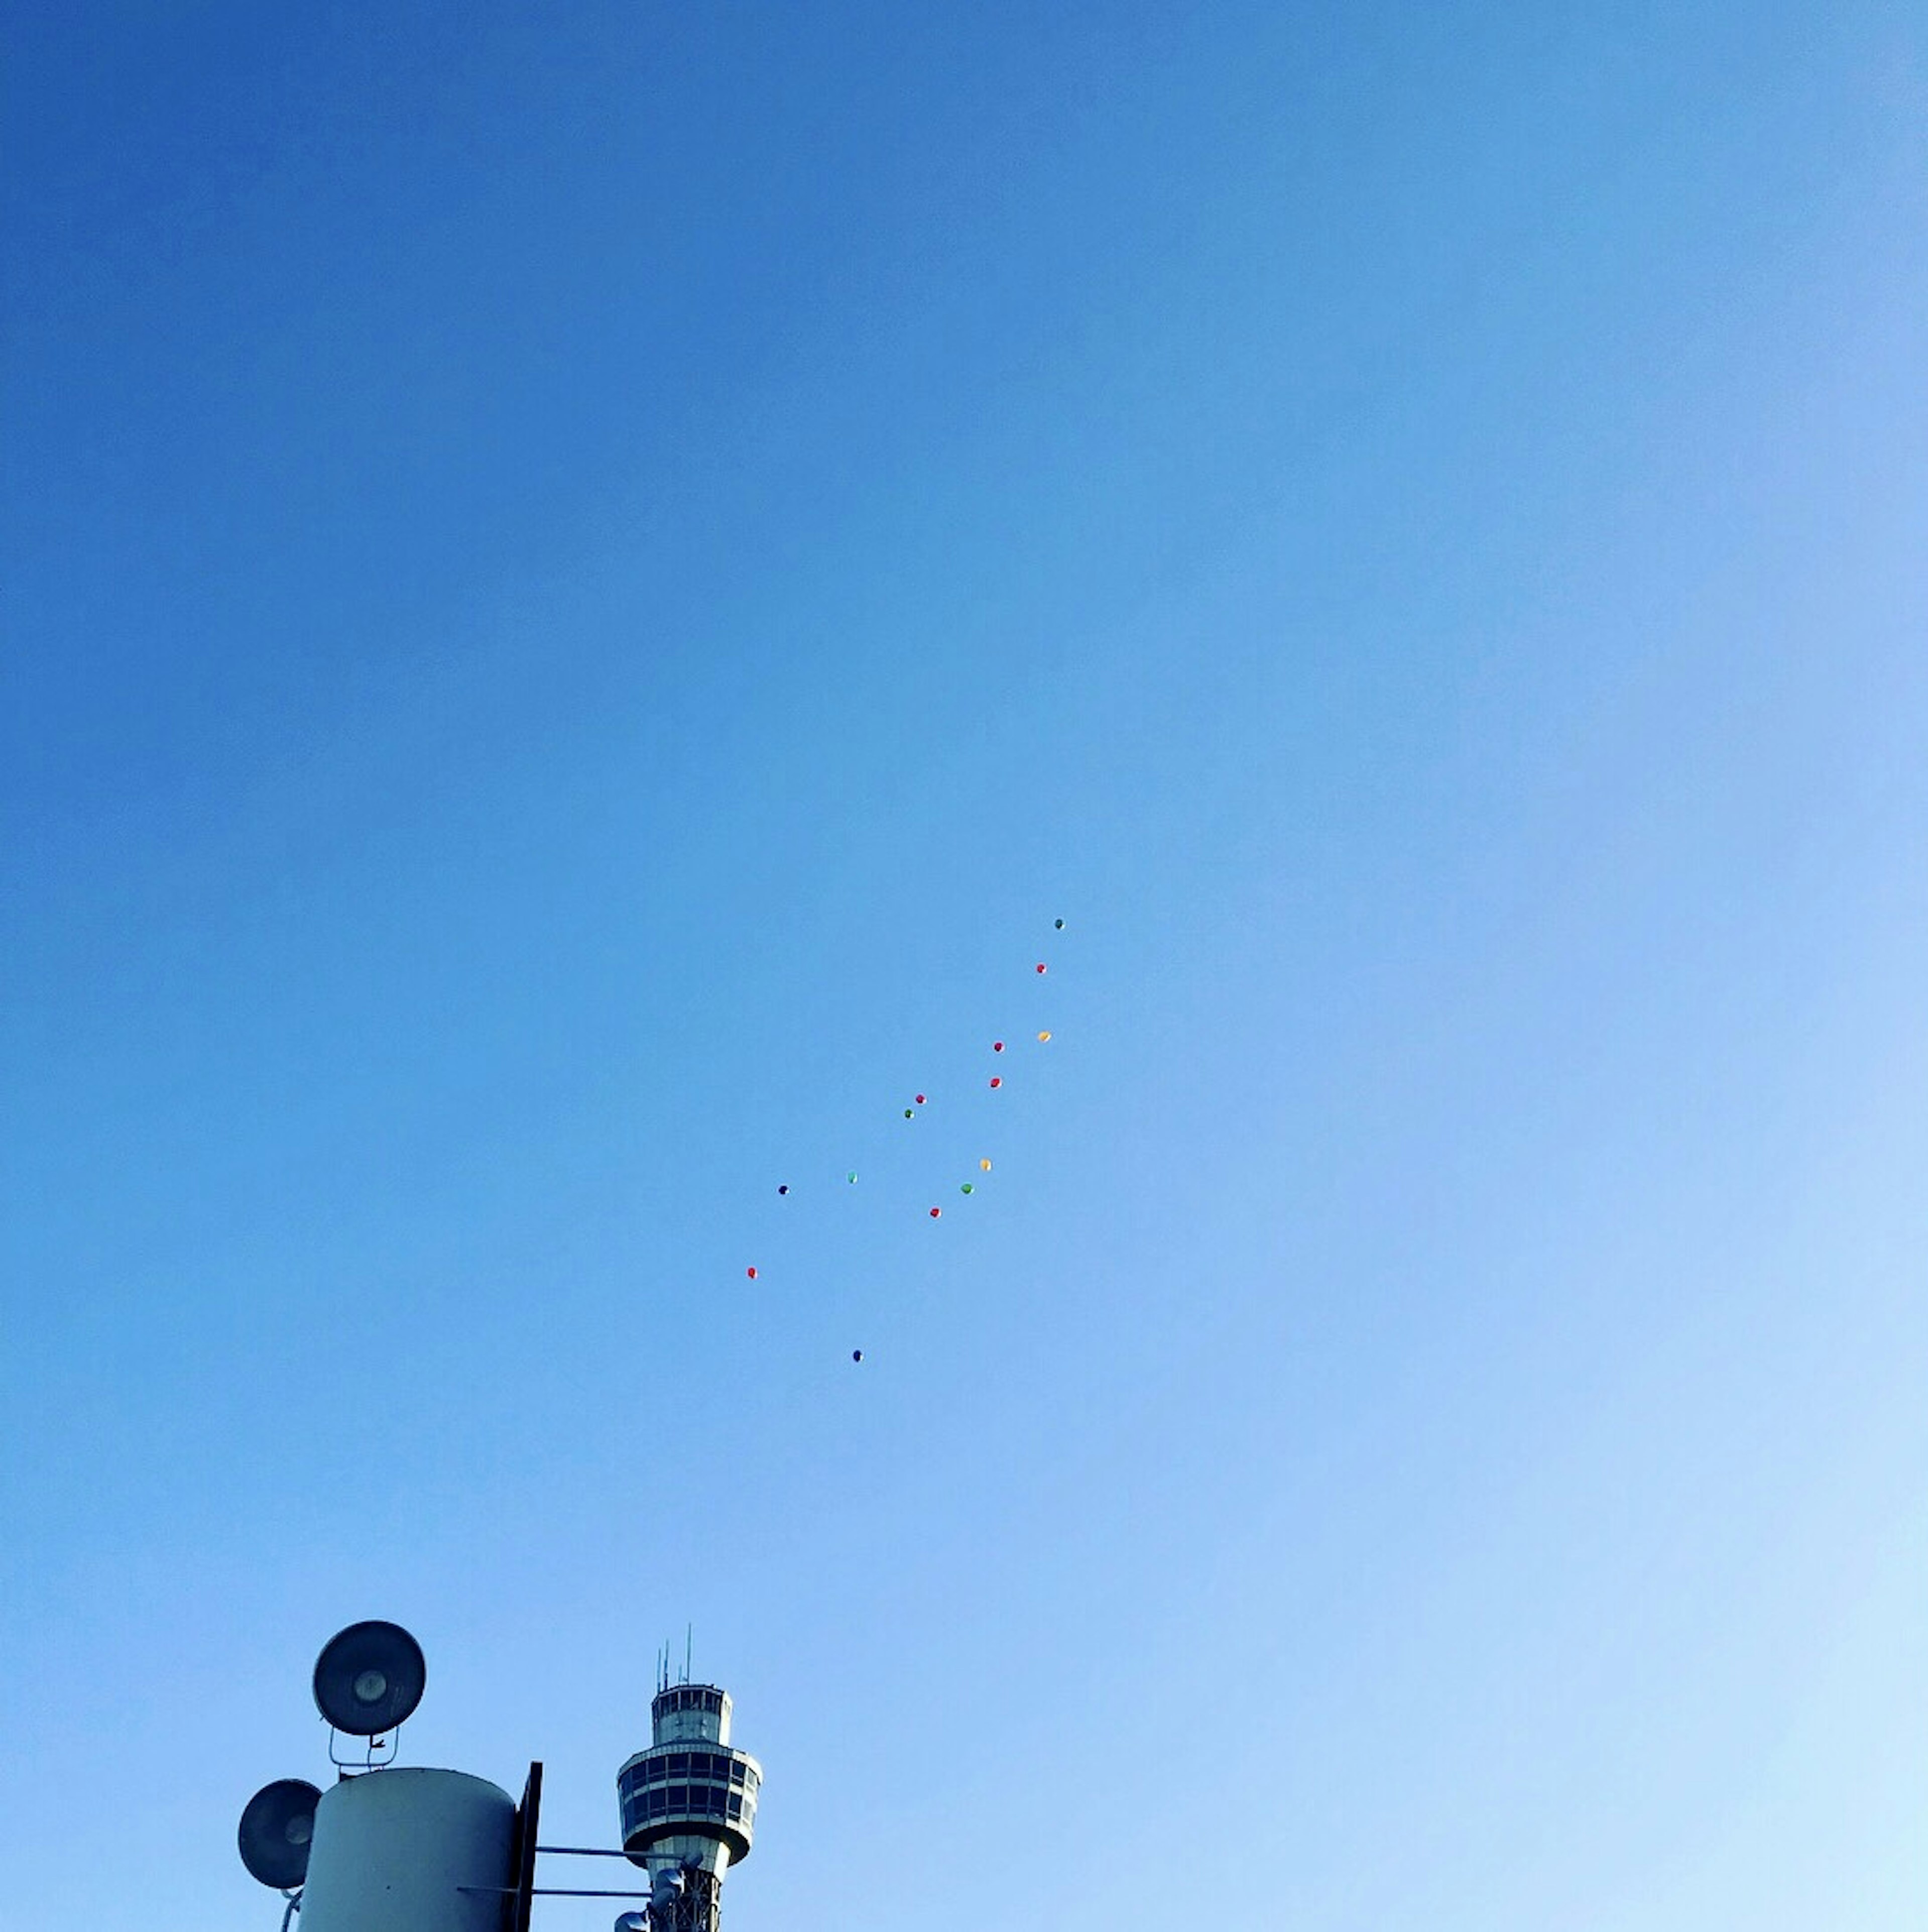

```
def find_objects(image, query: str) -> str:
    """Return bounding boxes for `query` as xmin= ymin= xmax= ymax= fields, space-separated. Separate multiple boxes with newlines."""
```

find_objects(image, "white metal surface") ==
xmin=298 ymin=1766 xmax=515 ymax=1932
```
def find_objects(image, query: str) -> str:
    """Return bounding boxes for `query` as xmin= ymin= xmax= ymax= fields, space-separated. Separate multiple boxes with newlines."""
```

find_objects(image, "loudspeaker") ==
xmin=237 ymin=1778 xmax=321 ymax=1889
xmin=311 ymin=1620 xmax=426 ymax=1735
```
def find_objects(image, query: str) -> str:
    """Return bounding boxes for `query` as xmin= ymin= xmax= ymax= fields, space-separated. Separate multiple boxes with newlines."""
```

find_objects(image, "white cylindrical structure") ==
xmin=299 ymin=1767 xmax=515 ymax=1932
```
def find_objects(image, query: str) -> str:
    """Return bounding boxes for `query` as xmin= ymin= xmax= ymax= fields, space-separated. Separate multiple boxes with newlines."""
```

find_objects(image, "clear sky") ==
xmin=5 ymin=5 xmax=1925 ymax=1928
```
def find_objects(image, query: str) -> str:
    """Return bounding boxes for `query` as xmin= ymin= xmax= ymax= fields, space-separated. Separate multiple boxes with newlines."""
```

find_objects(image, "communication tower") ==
xmin=615 ymin=1648 xmax=763 ymax=1932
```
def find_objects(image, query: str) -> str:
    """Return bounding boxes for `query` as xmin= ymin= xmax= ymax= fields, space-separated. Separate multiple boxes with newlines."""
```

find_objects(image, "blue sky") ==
xmin=4 ymin=5 xmax=1925 ymax=1927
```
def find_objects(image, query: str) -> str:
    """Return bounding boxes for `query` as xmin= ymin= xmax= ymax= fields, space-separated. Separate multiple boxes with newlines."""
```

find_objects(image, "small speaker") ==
xmin=237 ymin=1778 xmax=321 ymax=1889
xmin=311 ymin=1620 xmax=426 ymax=1735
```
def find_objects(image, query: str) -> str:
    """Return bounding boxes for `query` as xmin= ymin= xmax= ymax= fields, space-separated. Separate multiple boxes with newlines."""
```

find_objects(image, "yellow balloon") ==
xmin=980 ymin=1158 xmax=992 ymax=1172
xmin=1037 ymin=1030 xmax=1051 ymax=1042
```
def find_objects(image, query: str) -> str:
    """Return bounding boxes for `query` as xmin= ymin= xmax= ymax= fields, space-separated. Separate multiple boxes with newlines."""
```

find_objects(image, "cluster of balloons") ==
xmin=744 ymin=920 xmax=1068 ymax=1362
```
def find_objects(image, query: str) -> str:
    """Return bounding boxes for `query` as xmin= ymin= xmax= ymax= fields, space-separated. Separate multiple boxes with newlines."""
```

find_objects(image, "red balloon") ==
xmin=989 ymin=1076 xmax=1002 ymax=1088
xmin=993 ymin=1041 xmax=1004 ymax=1052
xmin=929 ymin=1206 xmax=942 ymax=1218
xmin=1036 ymin=962 xmax=1047 ymax=973
xmin=915 ymin=1093 xmax=926 ymax=1105
xmin=746 ymin=1267 xmax=757 ymax=1280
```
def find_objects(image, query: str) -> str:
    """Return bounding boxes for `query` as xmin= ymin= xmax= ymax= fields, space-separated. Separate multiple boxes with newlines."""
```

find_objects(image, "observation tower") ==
xmin=616 ymin=1673 xmax=762 ymax=1932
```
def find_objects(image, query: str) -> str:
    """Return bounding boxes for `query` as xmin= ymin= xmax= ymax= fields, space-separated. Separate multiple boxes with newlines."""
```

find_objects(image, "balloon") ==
xmin=847 ymin=1170 xmax=858 ymax=1183
xmin=777 ymin=1184 xmax=789 ymax=1195
xmin=980 ymin=1158 xmax=992 ymax=1171
xmin=929 ymin=1206 xmax=941 ymax=1218
xmin=1037 ymin=1030 xmax=1051 ymax=1042
xmin=992 ymin=1041 xmax=1004 ymax=1052
xmin=960 ymin=1183 xmax=974 ymax=1195
xmin=904 ymin=1108 xmax=914 ymax=1119
xmin=989 ymin=1076 xmax=1002 ymax=1088
xmin=915 ymin=1093 xmax=926 ymax=1105
xmin=852 ymin=1349 xmax=863 ymax=1363
xmin=746 ymin=1267 xmax=757 ymax=1280
xmin=1054 ymin=918 xmax=1065 ymax=929
xmin=1036 ymin=962 xmax=1047 ymax=973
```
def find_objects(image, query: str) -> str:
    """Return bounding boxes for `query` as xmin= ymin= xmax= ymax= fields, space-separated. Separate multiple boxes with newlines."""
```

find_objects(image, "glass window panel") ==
xmin=667 ymin=1754 xmax=689 ymax=1775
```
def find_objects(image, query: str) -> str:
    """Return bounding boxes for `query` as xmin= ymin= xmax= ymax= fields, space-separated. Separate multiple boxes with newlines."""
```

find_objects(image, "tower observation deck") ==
xmin=617 ymin=1681 xmax=762 ymax=1932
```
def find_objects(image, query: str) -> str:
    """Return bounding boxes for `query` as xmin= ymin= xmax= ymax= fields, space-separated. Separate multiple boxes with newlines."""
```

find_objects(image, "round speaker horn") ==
xmin=312 ymin=1620 xmax=426 ymax=1735
xmin=238 ymin=1778 xmax=321 ymax=1888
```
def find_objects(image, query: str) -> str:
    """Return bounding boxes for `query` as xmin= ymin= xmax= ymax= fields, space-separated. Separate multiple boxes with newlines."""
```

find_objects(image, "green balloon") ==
xmin=960 ymin=1183 xmax=974 ymax=1194
xmin=904 ymin=1108 xmax=914 ymax=1118
xmin=847 ymin=1171 xmax=858 ymax=1183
